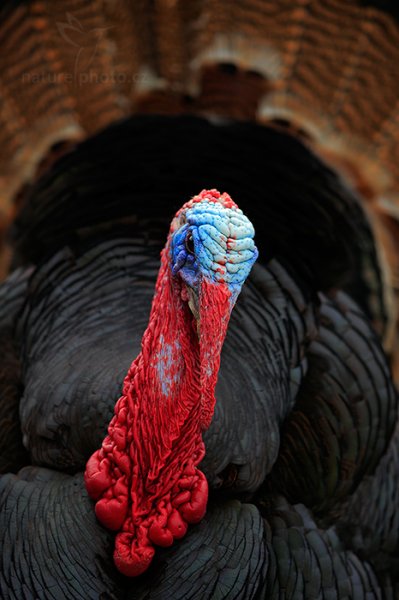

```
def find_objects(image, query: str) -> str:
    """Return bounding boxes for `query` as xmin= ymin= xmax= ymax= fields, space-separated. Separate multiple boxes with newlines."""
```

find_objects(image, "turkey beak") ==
xmin=186 ymin=286 xmax=200 ymax=336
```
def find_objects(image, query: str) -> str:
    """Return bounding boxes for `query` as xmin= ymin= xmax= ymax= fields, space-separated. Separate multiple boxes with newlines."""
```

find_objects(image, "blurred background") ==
xmin=1 ymin=0 xmax=399 ymax=369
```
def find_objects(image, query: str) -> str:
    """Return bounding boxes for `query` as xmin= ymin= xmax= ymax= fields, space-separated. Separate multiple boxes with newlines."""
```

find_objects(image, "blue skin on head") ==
xmin=170 ymin=201 xmax=258 ymax=305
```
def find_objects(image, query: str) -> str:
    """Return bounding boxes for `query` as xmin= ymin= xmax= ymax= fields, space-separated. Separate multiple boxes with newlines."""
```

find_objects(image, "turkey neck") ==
xmin=84 ymin=238 xmax=233 ymax=576
xmin=123 ymin=244 xmax=232 ymax=498
xmin=84 ymin=196 xmax=251 ymax=576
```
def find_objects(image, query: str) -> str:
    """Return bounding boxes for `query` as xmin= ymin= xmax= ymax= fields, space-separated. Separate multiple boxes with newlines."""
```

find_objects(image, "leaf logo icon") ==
xmin=56 ymin=13 xmax=113 ymax=79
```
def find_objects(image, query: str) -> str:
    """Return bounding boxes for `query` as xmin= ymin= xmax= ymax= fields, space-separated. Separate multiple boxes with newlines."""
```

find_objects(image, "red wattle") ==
xmin=114 ymin=531 xmax=155 ymax=577
xmin=94 ymin=482 xmax=129 ymax=531
xmin=177 ymin=469 xmax=208 ymax=523
xmin=84 ymin=452 xmax=113 ymax=499
xmin=167 ymin=509 xmax=188 ymax=539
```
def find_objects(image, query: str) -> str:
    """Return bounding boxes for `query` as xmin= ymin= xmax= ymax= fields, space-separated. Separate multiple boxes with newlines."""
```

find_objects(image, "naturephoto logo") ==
xmin=56 ymin=12 xmax=112 ymax=80
xmin=22 ymin=12 xmax=147 ymax=87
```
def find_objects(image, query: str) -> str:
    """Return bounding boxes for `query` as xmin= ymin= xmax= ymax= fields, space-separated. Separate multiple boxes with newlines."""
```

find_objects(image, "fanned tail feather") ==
xmin=0 ymin=2 xmax=399 ymax=357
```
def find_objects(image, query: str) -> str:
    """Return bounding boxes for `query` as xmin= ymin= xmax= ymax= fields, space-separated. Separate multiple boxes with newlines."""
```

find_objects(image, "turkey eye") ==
xmin=185 ymin=232 xmax=195 ymax=254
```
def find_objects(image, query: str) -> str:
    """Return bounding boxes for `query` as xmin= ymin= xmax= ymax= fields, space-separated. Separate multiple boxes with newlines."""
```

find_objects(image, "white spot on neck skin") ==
xmin=156 ymin=334 xmax=182 ymax=396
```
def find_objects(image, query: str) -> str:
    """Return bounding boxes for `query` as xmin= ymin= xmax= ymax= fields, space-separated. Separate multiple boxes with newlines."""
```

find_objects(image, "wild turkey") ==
xmin=0 ymin=1 xmax=399 ymax=599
